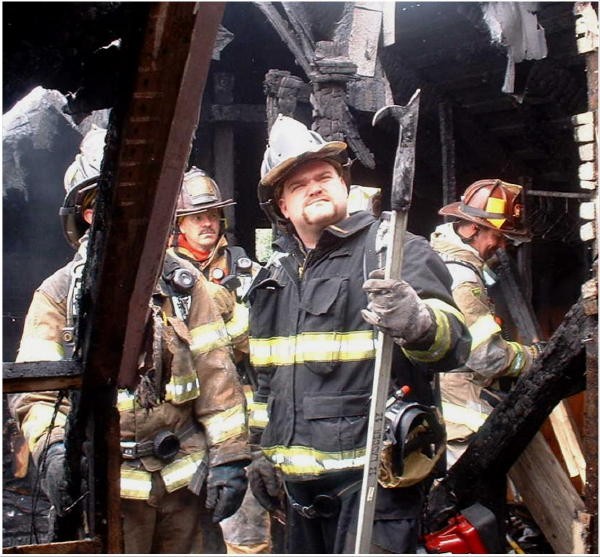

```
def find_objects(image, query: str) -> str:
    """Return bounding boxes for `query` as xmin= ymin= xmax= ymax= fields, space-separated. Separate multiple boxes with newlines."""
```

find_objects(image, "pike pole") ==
xmin=355 ymin=89 xmax=421 ymax=554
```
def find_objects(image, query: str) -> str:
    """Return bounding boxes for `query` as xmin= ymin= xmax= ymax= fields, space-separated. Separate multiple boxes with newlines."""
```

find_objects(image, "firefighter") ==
xmin=245 ymin=115 xmax=470 ymax=553
xmin=431 ymin=179 xmax=545 ymax=466
xmin=169 ymin=168 xmax=272 ymax=553
xmin=170 ymin=167 xmax=261 ymax=300
xmin=9 ymin=126 xmax=251 ymax=553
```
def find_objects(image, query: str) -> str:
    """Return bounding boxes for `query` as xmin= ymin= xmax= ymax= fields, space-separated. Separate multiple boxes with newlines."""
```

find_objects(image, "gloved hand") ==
xmin=529 ymin=341 xmax=547 ymax=359
xmin=361 ymin=269 xmax=434 ymax=346
xmin=39 ymin=442 xmax=69 ymax=516
xmin=206 ymin=461 xmax=248 ymax=523
xmin=246 ymin=453 xmax=284 ymax=512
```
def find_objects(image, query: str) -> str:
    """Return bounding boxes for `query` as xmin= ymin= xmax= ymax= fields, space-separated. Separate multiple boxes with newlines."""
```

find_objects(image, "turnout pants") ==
xmin=121 ymin=474 xmax=225 ymax=554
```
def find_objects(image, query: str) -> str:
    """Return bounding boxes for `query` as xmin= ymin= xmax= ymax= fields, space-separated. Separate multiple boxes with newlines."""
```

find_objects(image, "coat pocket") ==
xmin=303 ymin=391 xmax=369 ymax=452
xmin=299 ymin=277 xmax=349 ymax=376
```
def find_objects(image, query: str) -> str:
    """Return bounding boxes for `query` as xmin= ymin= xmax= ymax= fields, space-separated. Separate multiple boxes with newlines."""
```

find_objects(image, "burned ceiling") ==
xmin=3 ymin=3 xmax=589 ymax=195
xmin=2 ymin=1 xmax=595 ymax=297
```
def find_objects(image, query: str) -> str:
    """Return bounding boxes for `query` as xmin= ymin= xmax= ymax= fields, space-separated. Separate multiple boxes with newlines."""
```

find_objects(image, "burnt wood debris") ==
xmin=3 ymin=1 xmax=598 ymax=554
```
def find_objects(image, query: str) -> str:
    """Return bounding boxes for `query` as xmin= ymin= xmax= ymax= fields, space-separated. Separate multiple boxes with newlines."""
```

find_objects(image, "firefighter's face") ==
xmin=278 ymin=160 xmax=348 ymax=246
xmin=472 ymin=226 xmax=507 ymax=260
xmin=179 ymin=209 xmax=221 ymax=252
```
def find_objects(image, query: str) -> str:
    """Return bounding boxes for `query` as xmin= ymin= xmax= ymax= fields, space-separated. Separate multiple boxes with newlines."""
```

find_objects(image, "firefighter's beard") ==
xmin=301 ymin=199 xmax=340 ymax=227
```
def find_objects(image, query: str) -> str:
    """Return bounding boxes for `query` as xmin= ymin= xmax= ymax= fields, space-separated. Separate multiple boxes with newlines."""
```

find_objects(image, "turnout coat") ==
xmin=11 ymin=238 xmax=250 ymax=501
xmin=247 ymin=211 xmax=470 ymax=485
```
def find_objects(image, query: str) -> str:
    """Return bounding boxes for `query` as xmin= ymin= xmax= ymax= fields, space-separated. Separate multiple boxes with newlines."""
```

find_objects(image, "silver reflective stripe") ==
xmin=165 ymin=373 xmax=200 ymax=403
xmin=190 ymin=320 xmax=230 ymax=354
xmin=469 ymin=314 xmax=502 ymax=350
xmin=249 ymin=401 xmax=268 ymax=429
xmin=250 ymin=330 xmax=375 ymax=367
xmin=120 ymin=468 xmax=152 ymax=500
xmin=204 ymin=404 xmax=247 ymax=444
xmin=263 ymin=445 xmax=366 ymax=476
xmin=226 ymin=303 xmax=249 ymax=340
xmin=161 ymin=450 xmax=206 ymax=493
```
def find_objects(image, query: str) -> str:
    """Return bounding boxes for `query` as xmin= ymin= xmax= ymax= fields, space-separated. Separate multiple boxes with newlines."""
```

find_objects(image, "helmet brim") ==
xmin=259 ymin=141 xmax=348 ymax=189
xmin=176 ymin=198 xmax=236 ymax=217
xmin=439 ymin=201 xmax=531 ymax=240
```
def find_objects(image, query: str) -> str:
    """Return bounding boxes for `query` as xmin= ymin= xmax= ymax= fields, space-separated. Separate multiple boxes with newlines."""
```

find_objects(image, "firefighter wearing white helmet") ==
xmin=60 ymin=124 xmax=106 ymax=249
xmin=10 ymin=129 xmax=252 ymax=552
xmin=246 ymin=115 xmax=470 ymax=553
xmin=431 ymin=179 xmax=544 ymax=466
xmin=258 ymin=114 xmax=351 ymax=233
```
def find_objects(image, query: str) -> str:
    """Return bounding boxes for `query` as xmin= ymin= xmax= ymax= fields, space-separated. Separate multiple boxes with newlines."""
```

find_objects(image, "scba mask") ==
xmin=378 ymin=390 xmax=446 ymax=488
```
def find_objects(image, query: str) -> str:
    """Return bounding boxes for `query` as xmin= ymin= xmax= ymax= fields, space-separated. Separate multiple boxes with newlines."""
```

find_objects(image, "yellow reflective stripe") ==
xmin=506 ymin=341 xmax=527 ymax=376
xmin=161 ymin=450 xmax=206 ymax=493
xmin=249 ymin=330 xmax=376 ymax=367
xmin=164 ymin=372 xmax=200 ymax=404
xmin=469 ymin=314 xmax=502 ymax=350
xmin=190 ymin=319 xmax=230 ymax=354
xmin=17 ymin=338 xmax=64 ymax=362
xmin=442 ymin=401 xmax=488 ymax=433
xmin=120 ymin=468 xmax=152 ymax=500
xmin=203 ymin=404 xmax=247 ymax=444
xmin=249 ymin=401 xmax=268 ymax=429
xmin=21 ymin=404 xmax=67 ymax=453
xmin=404 ymin=307 xmax=450 ymax=363
xmin=424 ymin=298 xmax=466 ymax=324
xmin=263 ymin=445 xmax=365 ymax=476
xmin=226 ymin=303 xmax=249 ymax=341
xmin=117 ymin=389 xmax=136 ymax=412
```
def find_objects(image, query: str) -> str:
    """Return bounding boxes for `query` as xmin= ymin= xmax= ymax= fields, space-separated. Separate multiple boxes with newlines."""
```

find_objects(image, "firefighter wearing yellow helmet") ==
xmin=9 ymin=128 xmax=251 ymax=552
xmin=431 ymin=179 xmax=544 ymax=466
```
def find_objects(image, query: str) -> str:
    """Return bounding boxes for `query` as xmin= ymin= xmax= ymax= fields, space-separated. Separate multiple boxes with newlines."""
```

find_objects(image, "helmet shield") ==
xmin=176 ymin=167 xmax=235 ymax=217
xmin=60 ymin=125 xmax=107 ymax=248
xmin=439 ymin=179 xmax=530 ymax=240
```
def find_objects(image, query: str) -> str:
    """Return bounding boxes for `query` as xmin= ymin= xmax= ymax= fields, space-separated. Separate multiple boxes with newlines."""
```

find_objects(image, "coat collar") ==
xmin=430 ymin=222 xmax=484 ymax=270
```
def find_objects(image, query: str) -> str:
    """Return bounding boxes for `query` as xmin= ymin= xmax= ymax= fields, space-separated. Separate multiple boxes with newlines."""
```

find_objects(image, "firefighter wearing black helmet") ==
xmin=431 ymin=179 xmax=544 ymax=466
xmin=245 ymin=115 xmax=470 ymax=553
xmin=9 ymin=127 xmax=252 ymax=552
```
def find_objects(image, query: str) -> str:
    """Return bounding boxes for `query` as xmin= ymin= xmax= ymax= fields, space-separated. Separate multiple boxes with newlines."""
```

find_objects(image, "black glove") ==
xmin=246 ymin=453 xmax=284 ymax=512
xmin=529 ymin=341 xmax=547 ymax=359
xmin=206 ymin=461 xmax=248 ymax=523
xmin=39 ymin=442 xmax=69 ymax=516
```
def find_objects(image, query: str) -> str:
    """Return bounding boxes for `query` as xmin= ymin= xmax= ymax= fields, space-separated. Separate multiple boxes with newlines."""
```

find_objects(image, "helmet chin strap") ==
xmin=454 ymin=221 xmax=479 ymax=244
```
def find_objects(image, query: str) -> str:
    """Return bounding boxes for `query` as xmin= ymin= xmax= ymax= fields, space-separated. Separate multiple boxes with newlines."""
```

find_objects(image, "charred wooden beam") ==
xmin=495 ymin=249 xmax=587 ymax=551
xmin=3 ymin=361 xmax=82 ymax=393
xmin=208 ymin=104 xmax=267 ymax=122
xmin=257 ymin=5 xmax=375 ymax=168
xmin=60 ymin=3 xmax=225 ymax=551
xmin=263 ymin=69 xmax=310 ymax=128
xmin=427 ymin=298 xmax=592 ymax=532
xmin=438 ymin=101 xmax=457 ymax=210
xmin=527 ymin=189 xmax=596 ymax=199
xmin=2 ymin=538 xmax=102 ymax=554
xmin=254 ymin=2 xmax=312 ymax=75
